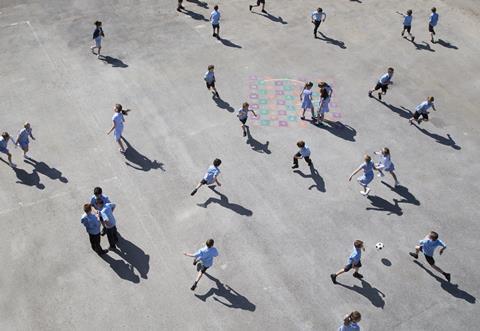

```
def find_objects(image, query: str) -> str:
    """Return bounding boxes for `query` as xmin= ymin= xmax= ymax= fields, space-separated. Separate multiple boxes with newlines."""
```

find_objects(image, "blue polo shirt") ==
xmin=339 ymin=322 xmax=360 ymax=331
xmin=203 ymin=165 xmax=220 ymax=184
xmin=379 ymin=73 xmax=392 ymax=85
xmin=194 ymin=246 xmax=218 ymax=268
xmin=403 ymin=15 xmax=413 ymax=26
xmin=100 ymin=203 xmax=117 ymax=229
xmin=348 ymin=247 xmax=362 ymax=264
xmin=416 ymin=101 xmax=434 ymax=114
xmin=90 ymin=194 xmax=111 ymax=210
xmin=420 ymin=239 xmax=446 ymax=257
xmin=429 ymin=13 xmax=439 ymax=26
xmin=210 ymin=10 xmax=221 ymax=25
xmin=81 ymin=213 xmax=101 ymax=235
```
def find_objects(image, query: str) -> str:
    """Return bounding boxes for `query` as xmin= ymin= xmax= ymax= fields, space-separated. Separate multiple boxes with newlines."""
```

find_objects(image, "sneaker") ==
xmin=401 ymin=31 xmax=404 ymax=36
xmin=249 ymin=5 xmax=252 ymax=11
xmin=262 ymin=9 xmax=267 ymax=13
xmin=377 ymin=172 xmax=385 ymax=177
xmin=291 ymin=165 xmax=299 ymax=169
xmin=243 ymin=131 xmax=246 ymax=137
xmin=411 ymin=36 xmax=415 ymax=42
xmin=360 ymin=187 xmax=370 ymax=196
xmin=213 ymin=33 xmax=217 ymax=37
xmin=215 ymin=92 xmax=220 ymax=98
xmin=191 ymin=282 xmax=197 ymax=291
xmin=177 ymin=8 xmax=181 ymax=12
xmin=444 ymin=273 xmax=451 ymax=282
xmin=330 ymin=274 xmax=337 ymax=284
xmin=395 ymin=181 xmax=400 ymax=186
xmin=353 ymin=272 xmax=363 ymax=279
xmin=409 ymin=252 xmax=418 ymax=259
xmin=300 ymin=116 xmax=305 ymax=120
xmin=190 ymin=188 xmax=198 ymax=196
xmin=378 ymin=93 xmax=382 ymax=100
xmin=368 ymin=91 xmax=373 ymax=98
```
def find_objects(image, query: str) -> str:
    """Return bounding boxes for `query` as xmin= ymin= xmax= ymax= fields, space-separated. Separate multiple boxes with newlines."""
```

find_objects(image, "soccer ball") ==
xmin=375 ymin=242 xmax=384 ymax=250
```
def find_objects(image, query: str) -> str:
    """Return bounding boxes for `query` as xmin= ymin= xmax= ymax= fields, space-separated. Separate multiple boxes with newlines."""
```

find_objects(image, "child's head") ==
xmin=242 ymin=102 xmax=249 ymax=109
xmin=95 ymin=198 xmax=105 ymax=208
xmin=114 ymin=104 xmax=123 ymax=112
xmin=318 ymin=7 xmax=323 ymax=13
xmin=388 ymin=67 xmax=394 ymax=75
xmin=95 ymin=21 xmax=102 ymax=27
xmin=94 ymin=187 xmax=103 ymax=197
xmin=344 ymin=311 xmax=361 ymax=325
xmin=206 ymin=239 xmax=214 ymax=247
xmin=407 ymin=9 xmax=413 ymax=15
xmin=297 ymin=141 xmax=305 ymax=148
xmin=318 ymin=81 xmax=327 ymax=88
xmin=364 ymin=154 xmax=371 ymax=163
xmin=429 ymin=231 xmax=439 ymax=241
xmin=354 ymin=240 xmax=364 ymax=249
xmin=431 ymin=7 xmax=436 ymax=13
xmin=214 ymin=5 xmax=218 ymax=10
xmin=304 ymin=82 xmax=313 ymax=89
xmin=213 ymin=158 xmax=222 ymax=167
xmin=382 ymin=147 xmax=390 ymax=156
xmin=1 ymin=132 xmax=9 ymax=139
xmin=427 ymin=96 xmax=434 ymax=103
xmin=24 ymin=122 xmax=31 ymax=129
xmin=83 ymin=203 xmax=92 ymax=213
xmin=208 ymin=64 xmax=214 ymax=71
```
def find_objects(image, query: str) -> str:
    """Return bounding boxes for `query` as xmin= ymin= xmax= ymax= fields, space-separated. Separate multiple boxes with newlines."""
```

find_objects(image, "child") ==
xmin=96 ymin=198 xmax=118 ymax=251
xmin=81 ymin=204 xmax=108 ymax=255
xmin=311 ymin=8 xmax=327 ymax=38
xmin=177 ymin=0 xmax=185 ymax=12
xmin=191 ymin=158 xmax=222 ymax=196
xmin=401 ymin=9 xmax=415 ymax=42
xmin=368 ymin=67 xmax=394 ymax=100
xmin=107 ymin=104 xmax=131 ymax=153
xmin=300 ymin=82 xmax=314 ymax=120
xmin=338 ymin=311 xmax=361 ymax=331
xmin=15 ymin=122 xmax=35 ymax=158
xmin=331 ymin=240 xmax=365 ymax=284
xmin=409 ymin=231 xmax=450 ymax=282
xmin=90 ymin=186 xmax=111 ymax=237
xmin=429 ymin=7 xmax=439 ymax=43
xmin=318 ymin=81 xmax=333 ymax=97
xmin=317 ymin=87 xmax=331 ymax=125
xmin=210 ymin=5 xmax=221 ymax=39
xmin=292 ymin=141 xmax=312 ymax=169
xmin=0 ymin=132 xmax=16 ymax=167
xmin=249 ymin=0 xmax=266 ymax=13
xmin=184 ymin=239 xmax=219 ymax=291
xmin=237 ymin=102 xmax=258 ymax=137
xmin=91 ymin=21 xmax=105 ymax=58
xmin=409 ymin=96 xmax=436 ymax=125
xmin=349 ymin=155 xmax=376 ymax=195
xmin=204 ymin=65 xmax=219 ymax=98
xmin=374 ymin=147 xmax=399 ymax=186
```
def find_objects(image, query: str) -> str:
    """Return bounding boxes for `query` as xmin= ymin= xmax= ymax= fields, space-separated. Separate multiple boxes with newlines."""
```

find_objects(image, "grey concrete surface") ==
xmin=0 ymin=0 xmax=479 ymax=330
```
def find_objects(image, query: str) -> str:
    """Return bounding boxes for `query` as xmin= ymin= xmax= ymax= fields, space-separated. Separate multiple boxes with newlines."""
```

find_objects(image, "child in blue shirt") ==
xmin=292 ymin=141 xmax=312 ymax=169
xmin=349 ymin=155 xmax=377 ymax=196
xmin=184 ymin=238 xmax=219 ymax=291
xmin=429 ymin=7 xmax=439 ymax=43
xmin=0 ymin=132 xmax=16 ymax=167
xmin=91 ymin=21 xmax=105 ymax=58
xmin=401 ymin=9 xmax=414 ymax=42
xmin=204 ymin=65 xmax=219 ymax=98
xmin=410 ymin=231 xmax=450 ymax=281
xmin=331 ymin=240 xmax=365 ymax=284
xmin=368 ymin=67 xmax=394 ymax=100
xmin=15 ymin=122 xmax=35 ymax=159
xmin=210 ymin=5 xmax=221 ymax=39
xmin=410 ymin=96 xmax=436 ymax=125
xmin=338 ymin=311 xmax=361 ymax=331
xmin=191 ymin=158 xmax=222 ymax=196
xmin=81 ymin=204 xmax=108 ymax=255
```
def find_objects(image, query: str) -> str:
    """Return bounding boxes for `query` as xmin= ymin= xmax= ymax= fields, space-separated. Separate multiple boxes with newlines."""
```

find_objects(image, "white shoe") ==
xmin=377 ymin=173 xmax=384 ymax=177
xmin=395 ymin=181 xmax=400 ymax=186
xmin=360 ymin=188 xmax=370 ymax=196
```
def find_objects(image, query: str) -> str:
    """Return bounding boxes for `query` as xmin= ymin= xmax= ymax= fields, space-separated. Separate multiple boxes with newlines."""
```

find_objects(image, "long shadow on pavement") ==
xmin=246 ymin=126 xmax=271 ymax=154
xmin=376 ymin=101 xmax=412 ymax=119
xmin=293 ymin=164 xmax=326 ymax=192
xmin=213 ymin=96 xmax=235 ymax=113
xmin=100 ymin=253 xmax=140 ymax=283
xmin=122 ymin=138 xmax=165 ymax=171
xmin=411 ymin=124 xmax=461 ymax=150
xmin=113 ymin=233 xmax=150 ymax=280
xmin=338 ymin=279 xmax=386 ymax=309
xmin=366 ymin=195 xmax=403 ymax=216
xmin=317 ymin=31 xmax=346 ymax=49
xmin=197 ymin=187 xmax=253 ymax=216
xmin=99 ymin=55 xmax=128 ymax=68
xmin=382 ymin=181 xmax=420 ymax=206
xmin=251 ymin=11 xmax=287 ymax=24
xmin=310 ymin=120 xmax=356 ymax=142
xmin=24 ymin=157 xmax=68 ymax=183
xmin=11 ymin=165 xmax=45 ymax=190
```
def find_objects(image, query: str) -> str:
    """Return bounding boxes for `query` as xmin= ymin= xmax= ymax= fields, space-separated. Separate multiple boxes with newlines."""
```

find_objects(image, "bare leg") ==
xmin=116 ymin=139 xmax=126 ymax=152
xmin=389 ymin=171 xmax=399 ymax=184
xmin=335 ymin=269 xmax=345 ymax=277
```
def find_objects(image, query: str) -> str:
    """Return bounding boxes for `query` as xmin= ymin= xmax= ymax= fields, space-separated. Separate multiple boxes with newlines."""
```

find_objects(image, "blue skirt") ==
xmin=358 ymin=172 xmax=374 ymax=186
xmin=301 ymin=99 xmax=313 ymax=109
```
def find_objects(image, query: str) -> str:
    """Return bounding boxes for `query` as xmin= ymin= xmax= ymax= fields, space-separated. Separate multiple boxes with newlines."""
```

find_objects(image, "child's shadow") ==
xmin=213 ymin=96 xmax=235 ymax=113
xmin=293 ymin=165 xmax=326 ymax=192
xmin=410 ymin=39 xmax=435 ymax=52
xmin=382 ymin=181 xmax=420 ymax=206
xmin=338 ymin=279 xmax=386 ymax=309
xmin=197 ymin=187 xmax=253 ymax=216
xmin=122 ymin=138 xmax=165 ymax=171
xmin=366 ymin=195 xmax=403 ymax=216
xmin=377 ymin=101 xmax=412 ymax=119
xmin=99 ymin=55 xmax=128 ymax=68
xmin=245 ymin=126 xmax=271 ymax=154
xmin=11 ymin=165 xmax=45 ymax=190
xmin=24 ymin=157 xmax=68 ymax=183
xmin=186 ymin=0 xmax=209 ymax=9
xmin=251 ymin=11 xmax=287 ymax=25
xmin=317 ymin=32 xmax=346 ymax=49
xmin=411 ymin=124 xmax=461 ymax=150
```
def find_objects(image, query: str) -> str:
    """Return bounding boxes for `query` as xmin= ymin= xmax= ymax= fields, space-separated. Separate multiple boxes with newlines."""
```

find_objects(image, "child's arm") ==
xmin=214 ymin=176 xmax=221 ymax=186
xmin=348 ymin=166 xmax=362 ymax=181
xmin=432 ymin=104 xmax=436 ymax=111
xmin=299 ymin=88 xmax=304 ymax=101
xmin=322 ymin=13 xmax=327 ymax=22
xmin=29 ymin=130 xmax=35 ymax=140
xmin=107 ymin=122 xmax=116 ymax=135
xmin=250 ymin=109 xmax=258 ymax=117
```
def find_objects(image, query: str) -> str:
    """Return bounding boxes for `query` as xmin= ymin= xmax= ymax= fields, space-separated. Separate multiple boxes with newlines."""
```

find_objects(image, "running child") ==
xmin=331 ymin=240 xmax=365 ymax=284
xmin=249 ymin=0 xmax=266 ymax=13
xmin=0 ymin=132 xmax=16 ymax=167
xmin=300 ymin=82 xmax=314 ymax=120
xmin=292 ymin=141 xmax=312 ymax=169
xmin=311 ymin=8 xmax=327 ymax=38
xmin=409 ymin=231 xmax=450 ymax=282
xmin=237 ymin=102 xmax=257 ymax=137
xmin=191 ymin=158 xmax=222 ymax=196
xmin=184 ymin=238 xmax=219 ymax=291
xmin=210 ymin=5 xmax=221 ymax=39
xmin=107 ymin=104 xmax=131 ymax=153
xmin=428 ymin=7 xmax=439 ymax=43
xmin=401 ymin=9 xmax=415 ymax=42
xmin=91 ymin=21 xmax=105 ymax=58
xmin=15 ymin=122 xmax=35 ymax=158
xmin=204 ymin=65 xmax=219 ymax=98
xmin=374 ymin=147 xmax=399 ymax=186
xmin=409 ymin=96 xmax=436 ymax=125
xmin=339 ymin=311 xmax=362 ymax=331
xmin=317 ymin=87 xmax=331 ymax=125
xmin=349 ymin=155 xmax=377 ymax=196
xmin=368 ymin=67 xmax=394 ymax=100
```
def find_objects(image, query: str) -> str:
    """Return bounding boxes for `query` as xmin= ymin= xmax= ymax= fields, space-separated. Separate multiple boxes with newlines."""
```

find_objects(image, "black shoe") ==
xmin=409 ymin=252 xmax=418 ymax=259
xmin=177 ymin=8 xmax=181 ymax=12
xmin=191 ymin=188 xmax=198 ymax=196
xmin=180 ymin=5 xmax=185 ymax=9
xmin=109 ymin=246 xmax=117 ymax=251
xmin=191 ymin=282 xmax=197 ymax=291
xmin=215 ymin=92 xmax=219 ymax=98
xmin=411 ymin=36 xmax=415 ymax=42
xmin=378 ymin=93 xmax=382 ymax=100
xmin=307 ymin=162 xmax=313 ymax=167
xmin=330 ymin=274 xmax=337 ymax=284
xmin=243 ymin=131 xmax=246 ymax=137
xmin=368 ymin=91 xmax=373 ymax=98
xmin=249 ymin=5 xmax=252 ymax=11
xmin=213 ymin=33 xmax=217 ymax=37
xmin=353 ymin=272 xmax=363 ymax=279
xmin=444 ymin=273 xmax=451 ymax=282
xmin=98 ymin=249 xmax=108 ymax=255
xmin=292 ymin=165 xmax=299 ymax=169
xmin=193 ymin=259 xmax=198 ymax=266
xmin=262 ymin=9 xmax=267 ymax=13
xmin=101 ymin=228 xmax=106 ymax=236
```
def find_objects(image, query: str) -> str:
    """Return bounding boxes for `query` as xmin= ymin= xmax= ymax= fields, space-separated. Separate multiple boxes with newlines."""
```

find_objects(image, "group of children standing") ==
xmin=300 ymin=81 xmax=332 ymax=125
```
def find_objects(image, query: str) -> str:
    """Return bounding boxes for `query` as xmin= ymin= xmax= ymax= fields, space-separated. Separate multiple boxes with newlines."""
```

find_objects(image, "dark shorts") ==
xmin=403 ymin=25 xmax=411 ymax=33
xmin=239 ymin=117 xmax=247 ymax=125
xmin=344 ymin=261 xmax=362 ymax=272
xmin=206 ymin=81 xmax=215 ymax=89
xmin=374 ymin=83 xmax=388 ymax=93
xmin=314 ymin=21 xmax=321 ymax=27
xmin=0 ymin=147 xmax=9 ymax=154
xmin=429 ymin=24 xmax=435 ymax=33
xmin=413 ymin=111 xmax=428 ymax=121
xmin=212 ymin=23 xmax=220 ymax=29
xmin=257 ymin=0 xmax=265 ymax=4
xmin=420 ymin=247 xmax=435 ymax=265
xmin=200 ymin=179 xmax=208 ymax=185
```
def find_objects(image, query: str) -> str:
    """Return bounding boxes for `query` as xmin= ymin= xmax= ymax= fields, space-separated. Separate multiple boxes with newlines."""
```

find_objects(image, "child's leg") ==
xmin=117 ymin=138 xmax=126 ymax=152
xmin=301 ymin=108 xmax=306 ymax=118
xmin=335 ymin=268 xmax=345 ymax=277
xmin=401 ymin=27 xmax=405 ymax=36
xmin=304 ymin=156 xmax=313 ymax=166
xmin=311 ymin=107 xmax=315 ymax=120
xmin=97 ymin=46 xmax=101 ymax=56
xmin=389 ymin=171 xmax=399 ymax=183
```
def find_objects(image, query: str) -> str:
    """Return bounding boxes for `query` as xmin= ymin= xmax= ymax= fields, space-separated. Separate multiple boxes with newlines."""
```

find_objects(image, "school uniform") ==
xmin=338 ymin=322 xmax=360 ymax=331
xmin=321 ymin=84 xmax=333 ymax=96
xmin=429 ymin=12 xmax=439 ymax=33
xmin=17 ymin=128 xmax=32 ymax=149
xmin=344 ymin=247 xmax=362 ymax=272
xmin=193 ymin=245 xmax=219 ymax=273
xmin=301 ymin=89 xmax=313 ymax=110
xmin=419 ymin=238 xmax=446 ymax=265
xmin=378 ymin=155 xmax=395 ymax=172
xmin=312 ymin=11 xmax=326 ymax=36
xmin=237 ymin=108 xmax=250 ymax=125
xmin=0 ymin=136 xmax=10 ymax=154
xmin=294 ymin=146 xmax=312 ymax=166
xmin=81 ymin=212 xmax=104 ymax=254
xmin=204 ymin=71 xmax=216 ymax=89
xmin=319 ymin=96 xmax=330 ymax=114
xmin=210 ymin=10 xmax=221 ymax=29
xmin=403 ymin=15 xmax=413 ymax=33
xmin=413 ymin=101 xmax=434 ymax=121
xmin=99 ymin=203 xmax=118 ymax=249
xmin=90 ymin=194 xmax=111 ymax=210
xmin=112 ymin=112 xmax=125 ymax=141
xmin=357 ymin=161 xmax=374 ymax=187
xmin=93 ymin=27 xmax=104 ymax=48
xmin=202 ymin=165 xmax=220 ymax=185
xmin=374 ymin=73 xmax=393 ymax=93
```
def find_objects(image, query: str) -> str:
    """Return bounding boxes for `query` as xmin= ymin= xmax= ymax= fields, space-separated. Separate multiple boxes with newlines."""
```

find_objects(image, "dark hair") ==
xmin=214 ymin=5 xmax=218 ymax=10
xmin=208 ymin=64 xmax=214 ymax=70
xmin=320 ymin=87 xmax=329 ymax=99
xmin=318 ymin=8 xmax=323 ymax=12
xmin=364 ymin=154 xmax=371 ymax=163
xmin=432 ymin=7 xmax=436 ymax=13
xmin=206 ymin=239 xmax=214 ymax=247
xmin=94 ymin=187 xmax=103 ymax=196
xmin=94 ymin=21 xmax=102 ymax=26
xmin=213 ymin=158 xmax=222 ymax=167
xmin=388 ymin=67 xmax=394 ymax=72
xmin=96 ymin=198 xmax=105 ymax=206
xmin=297 ymin=140 xmax=305 ymax=148
xmin=1 ymin=132 xmax=9 ymax=139
xmin=115 ymin=104 xmax=123 ymax=112
xmin=429 ymin=231 xmax=439 ymax=241
xmin=343 ymin=311 xmax=361 ymax=325
xmin=84 ymin=203 xmax=92 ymax=213
xmin=354 ymin=240 xmax=364 ymax=248
xmin=383 ymin=147 xmax=390 ymax=156
xmin=304 ymin=82 xmax=313 ymax=89
xmin=407 ymin=9 xmax=412 ymax=15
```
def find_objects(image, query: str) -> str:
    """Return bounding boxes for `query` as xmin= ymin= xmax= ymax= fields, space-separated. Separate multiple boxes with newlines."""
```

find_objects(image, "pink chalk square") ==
xmin=275 ymin=90 xmax=285 ymax=96
xmin=299 ymin=121 xmax=308 ymax=128
xmin=249 ymin=75 xmax=257 ymax=80
xmin=279 ymin=121 xmax=288 ymax=127
xmin=250 ymin=104 xmax=259 ymax=110
xmin=278 ymin=110 xmax=287 ymax=116
xmin=267 ymin=94 xmax=276 ymax=100
xmin=249 ymin=93 xmax=258 ymax=99
xmin=276 ymin=100 xmax=286 ymax=105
